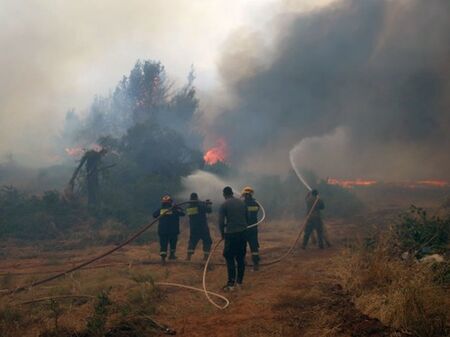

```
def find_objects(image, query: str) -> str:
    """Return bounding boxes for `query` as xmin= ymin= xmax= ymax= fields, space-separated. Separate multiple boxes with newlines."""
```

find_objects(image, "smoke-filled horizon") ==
xmin=1 ymin=0 xmax=299 ymax=167
xmin=211 ymin=0 xmax=450 ymax=181
xmin=1 ymin=0 xmax=449 ymax=184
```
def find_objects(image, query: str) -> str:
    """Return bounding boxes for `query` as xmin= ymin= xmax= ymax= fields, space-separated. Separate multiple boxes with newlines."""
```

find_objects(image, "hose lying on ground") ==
xmin=1 ymin=201 xmax=193 ymax=296
xmin=200 ymin=197 xmax=319 ymax=309
xmin=2 ymin=197 xmax=319 ymax=312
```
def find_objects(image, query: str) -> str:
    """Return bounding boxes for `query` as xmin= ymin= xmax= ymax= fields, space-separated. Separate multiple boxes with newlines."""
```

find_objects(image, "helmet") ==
xmin=241 ymin=186 xmax=254 ymax=196
xmin=161 ymin=195 xmax=172 ymax=203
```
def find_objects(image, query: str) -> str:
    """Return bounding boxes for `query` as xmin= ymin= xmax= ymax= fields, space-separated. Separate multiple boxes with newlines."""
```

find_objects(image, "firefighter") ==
xmin=153 ymin=195 xmax=185 ymax=264
xmin=302 ymin=189 xmax=326 ymax=249
xmin=186 ymin=192 xmax=213 ymax=261
xmin=219 ymin=186 xmax=248 ymax=291
xmin=241 ymin=186 xmax=261 ymax=271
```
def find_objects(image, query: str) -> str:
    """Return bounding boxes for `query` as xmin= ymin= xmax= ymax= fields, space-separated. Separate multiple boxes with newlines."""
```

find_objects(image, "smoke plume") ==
xmin=212 ymin=0 xmax=450 ymax=181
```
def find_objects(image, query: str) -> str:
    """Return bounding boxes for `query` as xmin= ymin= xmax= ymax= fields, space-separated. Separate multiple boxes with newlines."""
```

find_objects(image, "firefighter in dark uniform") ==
xmin=186 ymin=192 xmax=213 ymax=261
xmin=219 ymin=186 xmax=248 ymax=291
xmin=241 ymin=186 xmax=261 ymax=271
xmin=302 ymin=189 xmax=325 ymax=249
xmin=153 ymin=195 xmax=185 ymax=264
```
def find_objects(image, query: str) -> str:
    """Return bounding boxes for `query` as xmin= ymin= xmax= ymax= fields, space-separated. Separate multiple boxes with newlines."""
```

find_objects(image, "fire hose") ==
xmin=2 ymin=196 xmax=319 ymax=312
xmin=156 ymin=201 xmax=267 ymax=310
xmin=0 ymin=200 xmax=193 ymax=296
xmin=200 ymin=197 xmax=319 ymax=309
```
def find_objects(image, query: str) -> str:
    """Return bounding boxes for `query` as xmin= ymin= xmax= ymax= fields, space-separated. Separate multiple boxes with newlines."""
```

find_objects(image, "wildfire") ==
xmin=408 ymin=180 xmax=449 ymax=188
xmin=65 ymin=147 xmax=85 ymax=157
xmin=65 ymin=144 xmax=103 ymax=157
xmin=327 ymin=178 xmax=449 ymax=189
xmin=327 ymin=178 xmax=377 ymax=188
xmin=204 ymin=139 xmax=228 ymax=165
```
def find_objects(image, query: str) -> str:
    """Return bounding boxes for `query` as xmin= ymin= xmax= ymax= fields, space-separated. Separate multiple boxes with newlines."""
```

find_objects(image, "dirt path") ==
xmin=0 ymin=220 xmax=406 ymax=337
xmin=153 ymin=246 xmax=406 ymax=337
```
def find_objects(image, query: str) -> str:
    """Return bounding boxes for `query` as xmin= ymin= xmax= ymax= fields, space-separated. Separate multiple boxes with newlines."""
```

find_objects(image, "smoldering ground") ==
xmin=212 ymin=0 xmax=450 ymax=181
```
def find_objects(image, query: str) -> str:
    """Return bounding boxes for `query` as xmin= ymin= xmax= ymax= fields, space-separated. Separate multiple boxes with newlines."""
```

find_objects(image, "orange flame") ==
xmin=327 ymin=178 xmax=377 ymax=188
xmin=327 ymin=178 xmax=449 ymax=189
xmin=204 ymin=139 xmax=228 ymax=165
xmin=65 ymin=147 xmax=85 ymax=157
xmin=65 ymin=143 xmax=103 ymax=157
xmin=413 ymin=180 xmax=449 ymax=188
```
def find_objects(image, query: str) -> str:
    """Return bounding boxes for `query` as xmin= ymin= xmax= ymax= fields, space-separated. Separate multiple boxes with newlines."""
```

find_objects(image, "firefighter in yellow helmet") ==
xmin=241 ymin=186 xmax=261 ymax=271
xmin=153 ymin=195 xmax=185 ymax=265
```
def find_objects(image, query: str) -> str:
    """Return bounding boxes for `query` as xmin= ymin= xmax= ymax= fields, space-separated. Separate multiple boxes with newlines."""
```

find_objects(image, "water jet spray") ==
xmin=289 ymin=149 xmax=312 ymax=191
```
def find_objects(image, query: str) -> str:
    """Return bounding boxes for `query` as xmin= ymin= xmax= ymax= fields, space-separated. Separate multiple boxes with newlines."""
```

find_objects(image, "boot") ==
xmin=252 ymin=254 xmax=260 ymax=271
xmin=169 ymin=252 xmax=177 ymax=260
xmin=160 ymin=255 xmax=166 ymax=266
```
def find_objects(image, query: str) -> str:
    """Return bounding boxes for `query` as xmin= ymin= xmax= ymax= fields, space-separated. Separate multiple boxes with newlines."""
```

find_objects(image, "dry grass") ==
xmin=338 ymin=236 xmax=450 ymax=337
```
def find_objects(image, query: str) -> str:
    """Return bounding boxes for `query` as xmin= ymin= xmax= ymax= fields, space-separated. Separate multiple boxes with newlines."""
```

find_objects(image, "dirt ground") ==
xmin=0 ymin=216 xmax=410 ymax=337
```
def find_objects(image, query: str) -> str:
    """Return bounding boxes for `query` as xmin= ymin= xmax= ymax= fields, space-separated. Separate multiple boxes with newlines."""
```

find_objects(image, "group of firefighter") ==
xmin=153 ymin=186 xmax=327 ymax=291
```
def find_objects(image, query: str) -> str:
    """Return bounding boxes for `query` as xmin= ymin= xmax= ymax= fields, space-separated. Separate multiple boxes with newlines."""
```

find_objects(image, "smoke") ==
xmin=179 ymin=170 xmax=240 ymax=204
xmin=0 ymin=0 xmax=278 ymax=167
xmin=212 ymin=0 xmax=450 ymax=181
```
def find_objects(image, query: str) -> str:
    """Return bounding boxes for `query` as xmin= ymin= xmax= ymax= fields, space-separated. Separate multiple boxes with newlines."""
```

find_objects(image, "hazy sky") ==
xmin=0 ymin=0 xmax=335 ymax=165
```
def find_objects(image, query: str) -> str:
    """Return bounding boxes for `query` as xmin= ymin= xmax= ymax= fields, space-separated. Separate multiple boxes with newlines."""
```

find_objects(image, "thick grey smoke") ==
xmin=213 ymin=0 xmax=450 ymax=181
xmin=0 ymin=0 xmax=275 ymax=167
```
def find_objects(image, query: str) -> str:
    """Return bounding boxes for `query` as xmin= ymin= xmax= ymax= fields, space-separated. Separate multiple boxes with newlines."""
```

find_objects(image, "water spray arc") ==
xmin=2 ymin=169 xmax=318 ymax=312
xmin=289 ymin=149 xmax=312 ymax=192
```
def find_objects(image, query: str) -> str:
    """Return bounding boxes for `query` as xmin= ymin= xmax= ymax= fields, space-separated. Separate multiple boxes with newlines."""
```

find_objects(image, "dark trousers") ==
xmin=223 ymin=231 xmax=247 ymax=285
xmin=302 ymin=217 xmax=324 ymax=249
xmin=246 ymin=227 xmax=260 ymax=264
xmin=159 ymin=233 xmax=178 ymax=256
xmin=188 ymin=230 xmax=213 ymax=254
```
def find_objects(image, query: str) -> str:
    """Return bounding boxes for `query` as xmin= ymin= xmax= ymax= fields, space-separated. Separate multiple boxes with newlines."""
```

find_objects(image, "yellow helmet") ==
xmin=241 ymin=186 xmax=254 ymax=196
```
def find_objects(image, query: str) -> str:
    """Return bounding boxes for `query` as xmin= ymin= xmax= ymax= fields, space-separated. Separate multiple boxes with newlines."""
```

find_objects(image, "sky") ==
xmin=0 ymin=0 xmax=335 ymax=166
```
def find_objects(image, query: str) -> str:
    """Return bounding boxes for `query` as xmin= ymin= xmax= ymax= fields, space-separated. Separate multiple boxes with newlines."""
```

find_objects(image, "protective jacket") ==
xmin=186 ymin=201 xmax=212 ymax=234
xmin=306 ymin=194 xmax=325 ymax=217
xmin=244 ymin=197 xmax=260 ymax=226
xmin=303 ymin=194 xmax=325 ymax=249
xmin=153 ymin=206 xmax=185 ymax=235
xmin=219 ymin=197 xmax=247 ymax=235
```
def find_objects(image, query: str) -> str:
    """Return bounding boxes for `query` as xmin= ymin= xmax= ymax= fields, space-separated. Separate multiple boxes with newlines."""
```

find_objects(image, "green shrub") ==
xmin=395 ymin=206 xmax=449 ymax=256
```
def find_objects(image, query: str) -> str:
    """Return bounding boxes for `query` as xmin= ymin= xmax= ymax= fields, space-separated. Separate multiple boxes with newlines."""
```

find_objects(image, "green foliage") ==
xmin=0 ymin=306 xmax=22 ymax=337
xmin=48 ymin=299 xmax=63 ymax=332
xmin=2 ymin=60 xmax=203 ymax=242
xmin=0 ymin=186 xmax=87 ymax=240
xmin=86 ymin=290 xmax=112 ymax=337
xmin=395 ymin=206 xmax=449 ymax=255
xmin=125 ymin=283 xmax=160 ymax=316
